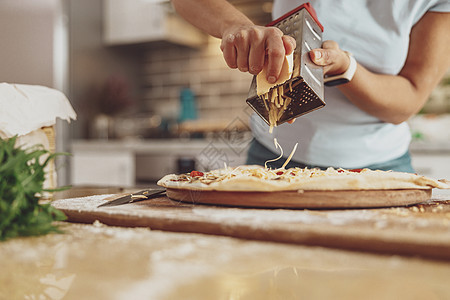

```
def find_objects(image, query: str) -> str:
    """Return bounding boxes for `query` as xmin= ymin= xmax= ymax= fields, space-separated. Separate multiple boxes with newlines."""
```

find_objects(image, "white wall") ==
xmin=0 ymin=0 xmax=58 ymax=87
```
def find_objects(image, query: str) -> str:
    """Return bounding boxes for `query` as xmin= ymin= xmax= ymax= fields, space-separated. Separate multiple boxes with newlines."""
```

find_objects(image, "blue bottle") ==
xmin=179 ymin=88 xmax=198 ymax=122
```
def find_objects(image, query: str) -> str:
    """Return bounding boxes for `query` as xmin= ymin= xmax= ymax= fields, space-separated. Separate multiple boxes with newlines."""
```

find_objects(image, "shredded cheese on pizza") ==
xmin=158 ymin=165 xmax=450 ymax=192
xmin=158 ymin=136 xmax=449 ymax=192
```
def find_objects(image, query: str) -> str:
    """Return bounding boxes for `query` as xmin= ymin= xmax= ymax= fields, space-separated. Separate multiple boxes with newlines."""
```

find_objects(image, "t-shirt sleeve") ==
xmin=413 ymin=0 xmax=450 ymax=25
xmin=429 ymin=0 xmax=450 ymax=12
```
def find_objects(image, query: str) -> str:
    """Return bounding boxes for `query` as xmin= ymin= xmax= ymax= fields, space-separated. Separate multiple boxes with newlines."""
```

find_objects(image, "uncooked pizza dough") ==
xmin=158 ymin=165 xmax=450 ymax=192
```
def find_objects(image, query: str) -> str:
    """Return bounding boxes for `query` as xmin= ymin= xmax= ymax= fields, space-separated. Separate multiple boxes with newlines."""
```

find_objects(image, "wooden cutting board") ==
xmin=51 ymin=191 xmax=450 ymax=260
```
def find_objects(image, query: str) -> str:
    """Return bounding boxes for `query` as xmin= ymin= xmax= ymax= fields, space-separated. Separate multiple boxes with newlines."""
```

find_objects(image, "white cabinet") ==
xmin=103 ymin=0 xmax=206 ymax=47
xmin=70 ymin=140 xmax=450 ymax=187
xmin=71 ymin=149 xmax=135 ymax=187
xmin=70 ymin=140 xmax=249 ymax=186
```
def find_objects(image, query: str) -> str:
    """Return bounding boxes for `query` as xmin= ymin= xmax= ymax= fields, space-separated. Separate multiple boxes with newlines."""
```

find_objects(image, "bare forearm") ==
xmin=340 ymin=12 xmax=450 ymax=124
xmin=171 ymin=0 xmax=254 ymax=38
xmin=171 ymin=0 xmax=296 ymax=82
xmin=339 ymin=66 xmax=428 ymax=124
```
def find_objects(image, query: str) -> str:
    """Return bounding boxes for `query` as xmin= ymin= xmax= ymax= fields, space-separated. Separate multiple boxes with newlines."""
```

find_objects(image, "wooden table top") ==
xmin=1 ymin=187 xmax=448 ymax=299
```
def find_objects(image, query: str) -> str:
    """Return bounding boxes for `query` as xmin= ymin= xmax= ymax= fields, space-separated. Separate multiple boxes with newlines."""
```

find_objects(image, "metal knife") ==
xmin=97 ymin=189 xmax=166 ymax=208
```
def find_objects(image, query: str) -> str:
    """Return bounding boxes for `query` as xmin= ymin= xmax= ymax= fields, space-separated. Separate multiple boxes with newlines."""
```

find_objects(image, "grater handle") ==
xmin=267 ymin=2 xmax=324 ymax=32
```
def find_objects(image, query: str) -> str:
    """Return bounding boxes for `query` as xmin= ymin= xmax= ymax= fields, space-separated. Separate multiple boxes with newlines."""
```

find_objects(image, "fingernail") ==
xmin=290 ymin=39 xmax=296 ymax=49
xmin=267 ymin=76 xmax=277 ymax=83
xmin=314 ymin=50 xmax=322 ymax=59
xmin=249 ymin=65 xmax=261 ymax=74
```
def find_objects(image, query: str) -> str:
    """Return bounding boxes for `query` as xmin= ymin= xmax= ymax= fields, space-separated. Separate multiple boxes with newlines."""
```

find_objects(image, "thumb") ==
xmin=309 ymin=49 xmax=330 ymax=66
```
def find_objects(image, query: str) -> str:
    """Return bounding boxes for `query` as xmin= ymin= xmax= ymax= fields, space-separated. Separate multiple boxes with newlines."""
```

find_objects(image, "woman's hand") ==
xmin=309 ymin=40 xmax=350 ymax=76
xmin=220 ymin=25 xmax=296 ymax=83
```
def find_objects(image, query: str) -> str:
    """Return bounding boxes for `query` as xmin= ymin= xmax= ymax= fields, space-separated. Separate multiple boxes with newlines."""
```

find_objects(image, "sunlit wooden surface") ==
xmin=1 ymin=187 xmax=448 ymax=299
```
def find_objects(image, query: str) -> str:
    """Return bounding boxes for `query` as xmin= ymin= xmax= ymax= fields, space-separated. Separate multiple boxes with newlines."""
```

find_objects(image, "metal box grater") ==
xmin=246 ymin=3 xmax=325 ymax=126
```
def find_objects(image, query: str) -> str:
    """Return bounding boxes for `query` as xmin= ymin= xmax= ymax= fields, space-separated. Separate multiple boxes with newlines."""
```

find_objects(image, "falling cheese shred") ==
xmin=264 ymin=138 xmax=283 ymax=169
xmin=264 ymin=138 xmax=299 ymax=170
xmin=281 ymin=142 xmax=298 ymax=169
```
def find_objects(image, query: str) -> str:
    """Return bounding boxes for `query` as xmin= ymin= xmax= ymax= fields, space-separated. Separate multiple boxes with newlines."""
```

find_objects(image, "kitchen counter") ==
xmin=71 ymin=138 xmax=251 ymax=155
xmin=1 ymin=187 xmax=450 ymax=299
xmin=71 ymin=139 xmax=450 ymax=187
xmin=71 ymin=139 xmax=251 ymax=186
xmin=72 ymin=138 xmax=450 ymax=154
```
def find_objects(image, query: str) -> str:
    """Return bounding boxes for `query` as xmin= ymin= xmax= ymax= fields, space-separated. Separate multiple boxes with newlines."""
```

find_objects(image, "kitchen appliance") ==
xmin=246 ymin=3 xmax=325 ymax=126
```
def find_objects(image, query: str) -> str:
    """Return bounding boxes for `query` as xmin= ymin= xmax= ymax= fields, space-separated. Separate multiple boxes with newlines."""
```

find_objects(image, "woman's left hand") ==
xmin=308 ymin=40 xmax=350 ymax=76
xmin=286 ymin=40 xmax=349 ymax=125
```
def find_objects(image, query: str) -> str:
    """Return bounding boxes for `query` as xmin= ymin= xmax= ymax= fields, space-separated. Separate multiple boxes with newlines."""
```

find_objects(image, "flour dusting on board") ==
xmin=52 ymin=193 xmax=448 ymax=234
xmin=191 ymin=207 xmax=382 ymax=227
xmin=52 ymin=194 xmax=114 ymax=210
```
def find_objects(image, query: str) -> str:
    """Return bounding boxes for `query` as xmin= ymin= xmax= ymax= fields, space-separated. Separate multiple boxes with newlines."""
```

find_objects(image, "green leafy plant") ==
xmin=0 ymin=136 xmax=68 ymax=241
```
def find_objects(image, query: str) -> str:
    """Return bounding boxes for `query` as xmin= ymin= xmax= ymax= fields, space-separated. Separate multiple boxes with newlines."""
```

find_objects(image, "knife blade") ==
xmin=97 ymin=189 xmax=166 ymax=208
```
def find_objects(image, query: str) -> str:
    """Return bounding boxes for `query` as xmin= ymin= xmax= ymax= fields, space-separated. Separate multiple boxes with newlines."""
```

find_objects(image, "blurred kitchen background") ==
xmin=1 ymin=0 xmax=449 ymax=187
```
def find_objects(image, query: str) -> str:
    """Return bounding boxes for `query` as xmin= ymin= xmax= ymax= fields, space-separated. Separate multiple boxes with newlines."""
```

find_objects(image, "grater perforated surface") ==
xmin=246 ymin=3 xmax=325 ymax=127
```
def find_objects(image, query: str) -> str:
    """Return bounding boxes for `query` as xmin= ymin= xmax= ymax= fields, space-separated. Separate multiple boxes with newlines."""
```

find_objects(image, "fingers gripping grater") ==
xmin=246 ymin=3 xmax=325 ymax=126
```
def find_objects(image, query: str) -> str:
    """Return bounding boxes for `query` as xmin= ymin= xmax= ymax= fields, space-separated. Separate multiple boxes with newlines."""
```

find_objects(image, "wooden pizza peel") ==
xmin=51 ymin=189 xmax=450 ymax=260
xmin=165 ymin=188 xmax=432 ymax=208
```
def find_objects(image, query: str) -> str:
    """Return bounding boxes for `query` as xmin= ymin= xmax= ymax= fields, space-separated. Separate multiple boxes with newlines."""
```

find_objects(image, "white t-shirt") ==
xmin=251 ymin=0 xmax=450 ymax=168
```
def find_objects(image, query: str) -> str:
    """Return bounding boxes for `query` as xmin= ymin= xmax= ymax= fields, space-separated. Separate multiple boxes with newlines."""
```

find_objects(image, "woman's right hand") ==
xmin=220 ymin=25 xmax=296 ymax=83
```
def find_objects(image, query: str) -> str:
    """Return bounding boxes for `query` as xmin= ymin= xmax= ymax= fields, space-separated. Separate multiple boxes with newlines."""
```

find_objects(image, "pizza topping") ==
xmin=182 ymin=167 xmax=372 ymax=185
xmin=158 ymin=164 xmax=450 ymax=191
xmin=160 ymin=139 xmax=445 ymax=190
xmin=190 ymin=171 xmax=204 ymax=177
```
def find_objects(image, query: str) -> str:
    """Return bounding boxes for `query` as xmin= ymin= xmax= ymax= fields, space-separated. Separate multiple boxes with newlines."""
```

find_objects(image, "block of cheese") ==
xmin=256 ymin=53 xmax=294 ymax=96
